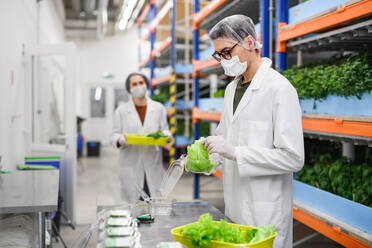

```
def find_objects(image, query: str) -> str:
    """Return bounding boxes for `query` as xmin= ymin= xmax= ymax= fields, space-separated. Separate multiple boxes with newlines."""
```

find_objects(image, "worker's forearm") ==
xmin=235 ymin=146 xmax=304 ymax=177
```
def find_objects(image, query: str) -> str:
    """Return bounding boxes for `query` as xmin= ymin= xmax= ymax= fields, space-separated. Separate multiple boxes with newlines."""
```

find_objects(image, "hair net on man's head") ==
xmin=125 ymin=72 xmax=149 ymax=93
xmin=209 ymin=15 xmax=262 ymax=50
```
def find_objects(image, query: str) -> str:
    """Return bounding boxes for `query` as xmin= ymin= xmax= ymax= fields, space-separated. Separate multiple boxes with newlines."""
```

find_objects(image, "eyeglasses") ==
xmin=212 ymin=43 xmax=239 ymax=62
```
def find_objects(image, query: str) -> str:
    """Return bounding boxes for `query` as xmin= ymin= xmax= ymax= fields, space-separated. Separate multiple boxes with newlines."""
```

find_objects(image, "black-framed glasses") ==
xmin=212 ymin=43 xmax=239 ymax=62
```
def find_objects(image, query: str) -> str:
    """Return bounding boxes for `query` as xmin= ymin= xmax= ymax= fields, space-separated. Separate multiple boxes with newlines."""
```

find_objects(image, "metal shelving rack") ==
xmin=277 ymin=0 xmax=372 ymax=147
xmin=278 ymin=0 xmax=372 ymax=247
xmin=137 ymin=0 xmax=201 ymax=162
xmin=192 ymin=0 xmax=266 ymax=199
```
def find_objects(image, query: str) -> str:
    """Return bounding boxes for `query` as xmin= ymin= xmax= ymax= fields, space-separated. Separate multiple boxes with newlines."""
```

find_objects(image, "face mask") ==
xmin=131 ymin=85 xmax=147 ymax=98
xmin=220 ymin=55 xmax=247 ymax=77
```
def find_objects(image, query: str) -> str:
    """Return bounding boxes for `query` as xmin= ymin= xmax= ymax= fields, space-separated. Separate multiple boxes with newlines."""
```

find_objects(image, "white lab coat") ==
xmin=110 ymin=97 xmax=169 ymax=204
xmin=216 ymin=58 xmax=304 ymax=248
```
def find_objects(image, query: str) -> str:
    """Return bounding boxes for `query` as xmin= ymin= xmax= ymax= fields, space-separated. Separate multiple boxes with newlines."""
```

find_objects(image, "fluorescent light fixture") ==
xmin=128 ymin=0 xmax=145 ymax=28
xmin=118 ymin=19 xmax=129 ymax=30
xmin=118 ymin=0 xmax=139 ymax=31
xmin=95 ymin=87 xmax=102 ymax=101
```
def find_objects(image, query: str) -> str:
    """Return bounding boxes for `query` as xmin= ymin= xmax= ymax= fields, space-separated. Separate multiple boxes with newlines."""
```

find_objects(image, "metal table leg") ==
xmin=38 ymin=212 xmax=46 ymax=248
xmin=46 ymin=212 xmax=52 ymax=248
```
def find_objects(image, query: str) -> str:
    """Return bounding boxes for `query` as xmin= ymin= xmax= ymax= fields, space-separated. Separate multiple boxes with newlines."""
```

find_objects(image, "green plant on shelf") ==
xmin=283 ymin=51 xmax=372 ymax=101
xmin=151 ymin=87 xmax=170 ymax=104
xmin=297 ymin=153 xmax=372 ymax=207
xmin=213 ymin=89 xmax=225 ymax=98
xmin=176 ymin=119 xmax=210 ymax=139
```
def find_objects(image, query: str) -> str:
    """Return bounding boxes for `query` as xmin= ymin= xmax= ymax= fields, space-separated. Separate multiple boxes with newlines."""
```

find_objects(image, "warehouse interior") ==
xmin=0 ymin=0 xmax=371 ymax=247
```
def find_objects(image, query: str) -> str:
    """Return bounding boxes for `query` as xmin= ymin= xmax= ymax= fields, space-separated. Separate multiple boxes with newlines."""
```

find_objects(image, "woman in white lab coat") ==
xmin=110 ymin=73 xmax=170 ymax=204
xmin=201 ymin=15 xmax=304 ymax=248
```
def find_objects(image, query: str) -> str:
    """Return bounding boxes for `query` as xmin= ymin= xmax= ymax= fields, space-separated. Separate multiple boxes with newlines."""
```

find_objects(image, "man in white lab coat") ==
xmin=201 ymin=15 xmax=304 ymax=248
xmin=110 ymin=73 xmax=170 ymax=204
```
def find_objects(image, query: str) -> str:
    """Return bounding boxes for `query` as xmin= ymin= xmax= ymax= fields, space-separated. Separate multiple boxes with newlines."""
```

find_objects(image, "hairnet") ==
xmin=125 ymin=72 xmax=149 ymax=93
xmin=209 ymin=15 xmax=262 ymax=50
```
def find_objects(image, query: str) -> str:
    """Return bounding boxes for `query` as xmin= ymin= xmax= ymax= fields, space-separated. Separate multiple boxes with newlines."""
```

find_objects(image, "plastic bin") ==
xmin=126 ymin=134 xmax=168 ymax=146
xmin=87 ymin=141 xmax=101 ymax=157
xmin=24 ymin=156 xmax=61 ymax=169
xmin=171 ymin=221 xmax=277 ymax=248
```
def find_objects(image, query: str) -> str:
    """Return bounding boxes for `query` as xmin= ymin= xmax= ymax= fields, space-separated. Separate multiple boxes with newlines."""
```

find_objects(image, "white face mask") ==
xmin=220 ymin=55 xmax=247 ymax=77
xmin=131 ymin=85 xmax=147 ymax=98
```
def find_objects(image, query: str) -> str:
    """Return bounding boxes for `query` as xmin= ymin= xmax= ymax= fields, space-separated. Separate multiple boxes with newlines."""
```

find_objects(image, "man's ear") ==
xmin=243 ymin=35 xmax=254 ymax=50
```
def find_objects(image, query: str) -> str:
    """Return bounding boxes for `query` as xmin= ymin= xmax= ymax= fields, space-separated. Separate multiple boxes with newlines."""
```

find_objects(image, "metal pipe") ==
xmin=342 ymin=142 xmax=355 ymax=161
xmin=275 ymin=0 xmax=288 ymax=70
xmin=269 ymin=0 xmax=274 ymax=60
xmin=71 ymin=0 xmax=81 ymax=16
xmin=260 ymin=0 xmax=270 ymax=57
xmin=97 ymin=0 xmax=108 ymax=40
xmin=84 ymin=0 xmax=96 ymax=16
xmin=297 ymin=49 xmax=303 ymax=67
xmin=169 ymin=0 xmax=177 ymax=163
xmin=38 ymin=212 xmax=45 ymax=248
xmin=210 ymin=74 xmax=218 ymax=135
xmin=149 ymin=1 xmax=156 ymax=95
xmin=193 ymin=0 xmax=200 ymax=199
xmin=138 ymin=25 xmax=142 ymax=67
xmin=293 ymin=232 xmax=320 ymax=247
xmin=184 ymin=0 xmax=191 ymax=139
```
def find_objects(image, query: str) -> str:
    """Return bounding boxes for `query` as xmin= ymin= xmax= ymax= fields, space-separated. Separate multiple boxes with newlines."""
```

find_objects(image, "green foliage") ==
xmin=176 ymin=119 xmax=210 ymax=139
xmin=147 ymin=130 xmax=167 ymax=139
xmin=297 ymin=154 xmax=372 ymax=207
xmin=151 ymin=87 xmax=170 ymax=104
xmin=304 ymin=138 xmax=342 ymax=165
xmin=182 ymin=213 xmax=218 ymax=247
xmin=283 ymin=51 xmax=372 ymax=100
xmin=245 ymin=227 xmax=257 ymax=243
xmin=186 ymin=138 xmax=216 ymax=173
xmin=213 ymin=89 xmax=225 ymax=98
xmin=216 ymin=219 xmax=245 ymax=244
xmin=199 ymin=121 xmax=211 ymax=137
xmin=182 ymin=213 xmax=272 ymax=247
xmin=249 ymin=225 xmax=275 ymax=244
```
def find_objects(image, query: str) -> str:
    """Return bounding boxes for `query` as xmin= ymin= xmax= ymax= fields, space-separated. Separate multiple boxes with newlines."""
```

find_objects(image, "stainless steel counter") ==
xmin=0 ymin=170 xmax=59 ymax=248
xmin=98 ymin=201 xmax=229 ymax=247
xmin=0 ymin=170 xmax=59 ymax=214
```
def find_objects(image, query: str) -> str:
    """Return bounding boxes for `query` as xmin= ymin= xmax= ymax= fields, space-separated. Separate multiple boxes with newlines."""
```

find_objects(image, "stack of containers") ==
xmin=96 ymin=210 xmax=142 ymax=248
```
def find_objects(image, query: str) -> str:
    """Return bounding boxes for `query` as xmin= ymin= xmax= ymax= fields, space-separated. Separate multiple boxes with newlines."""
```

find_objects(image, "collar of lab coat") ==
xmin=127 ymin=96 xmax=156 ymax=129
xmin=231 ymin=57 xmax=272 ymax=122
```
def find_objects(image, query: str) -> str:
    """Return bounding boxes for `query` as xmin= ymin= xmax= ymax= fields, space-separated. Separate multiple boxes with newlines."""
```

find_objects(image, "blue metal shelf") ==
xmin=164 ymin=98 xmax=224 ymax=112
xmin=300 ymin=93 xmax=372 ymax=117
xmin=289 ymin=0 xmax=350 ymax=25
xmin=155 ymin=64 xmax=193 ymax=79
xmin=294 ymin=180 xmax=372 ymax=236
xmin=174 ymin=135 xmax=193 ymax=146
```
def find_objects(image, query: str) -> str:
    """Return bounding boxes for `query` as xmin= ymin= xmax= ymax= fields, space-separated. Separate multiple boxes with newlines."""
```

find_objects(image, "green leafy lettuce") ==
xmin=182 ymin=213 xmax=274 ymax=247
xmin=248 ymin=224 xmax=275 ymax=244
xmin=186 ymin=138 xmax=215 ymax=173
xmin=147 ymin=130 xmax=167 ymax=139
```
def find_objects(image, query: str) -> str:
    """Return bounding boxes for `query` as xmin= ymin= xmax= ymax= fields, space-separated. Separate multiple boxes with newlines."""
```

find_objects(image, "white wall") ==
xmin=77 ymin=27 xmax=139 ymax=145
xmin=0 ymin=0 xmax=65 ymax=170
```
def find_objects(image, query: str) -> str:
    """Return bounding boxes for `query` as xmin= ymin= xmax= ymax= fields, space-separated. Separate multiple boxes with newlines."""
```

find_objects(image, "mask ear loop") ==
xmin=239 ymin=35 xmax=263 ymax=51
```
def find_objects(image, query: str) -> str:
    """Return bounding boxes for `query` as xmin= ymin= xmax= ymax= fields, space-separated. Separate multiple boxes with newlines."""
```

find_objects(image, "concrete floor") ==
xmin=54 ymin=146 xmax=343 ymax=248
